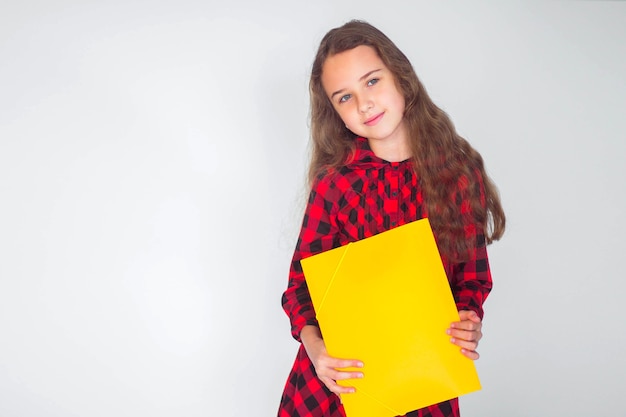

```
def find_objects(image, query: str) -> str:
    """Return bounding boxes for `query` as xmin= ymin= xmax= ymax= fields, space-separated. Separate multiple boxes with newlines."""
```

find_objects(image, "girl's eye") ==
xmin=367 ymin=78 xmax=379 ymax=86
xmin=339 ymin=94 xmax=351 ymax=103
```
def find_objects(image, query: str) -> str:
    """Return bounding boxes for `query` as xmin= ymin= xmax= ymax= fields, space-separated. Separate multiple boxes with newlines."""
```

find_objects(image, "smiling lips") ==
xmin=364 ymin=112 xmax=384 ymax=126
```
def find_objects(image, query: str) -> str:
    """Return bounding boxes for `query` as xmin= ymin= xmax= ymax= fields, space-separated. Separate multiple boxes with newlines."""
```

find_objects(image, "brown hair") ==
xmin=309 ymin=20 xmax=505 ymax=261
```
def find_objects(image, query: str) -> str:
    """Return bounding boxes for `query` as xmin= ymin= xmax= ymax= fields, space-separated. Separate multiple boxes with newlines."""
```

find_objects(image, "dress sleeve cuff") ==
xmin=291 ymin=318 xmax=320 ymax=342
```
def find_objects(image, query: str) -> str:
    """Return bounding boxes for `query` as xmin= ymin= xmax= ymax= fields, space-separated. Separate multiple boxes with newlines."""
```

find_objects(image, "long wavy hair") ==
xmin=309 ymin=20 xmax=505 ymax=262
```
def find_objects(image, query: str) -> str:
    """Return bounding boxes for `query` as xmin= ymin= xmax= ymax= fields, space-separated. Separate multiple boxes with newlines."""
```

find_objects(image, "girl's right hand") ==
xmin=300 ymin=325 xmax=364 ymax=395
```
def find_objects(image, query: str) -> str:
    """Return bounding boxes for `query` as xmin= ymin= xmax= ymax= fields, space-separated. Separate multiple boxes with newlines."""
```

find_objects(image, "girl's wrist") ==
xmin=300 ymin=325 xmax=324 ymax=357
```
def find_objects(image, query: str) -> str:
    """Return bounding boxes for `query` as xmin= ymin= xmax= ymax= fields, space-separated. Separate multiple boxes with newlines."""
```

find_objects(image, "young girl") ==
xmin=278 ymin=20 xmax=505 ymax=417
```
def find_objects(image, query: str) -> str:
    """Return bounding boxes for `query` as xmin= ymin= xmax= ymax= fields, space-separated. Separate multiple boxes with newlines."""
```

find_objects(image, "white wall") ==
xmin=1 ymin=1 xmax=624 ymax=416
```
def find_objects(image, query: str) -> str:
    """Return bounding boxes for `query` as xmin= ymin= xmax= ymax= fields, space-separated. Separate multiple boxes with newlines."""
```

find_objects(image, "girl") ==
xmin=279 ymin=20 xmax=505 ymax=417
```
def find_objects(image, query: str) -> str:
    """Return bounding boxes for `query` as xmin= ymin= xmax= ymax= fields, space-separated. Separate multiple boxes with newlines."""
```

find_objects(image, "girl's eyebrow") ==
xmin=329 ymin=68 xmax=382 ymax=100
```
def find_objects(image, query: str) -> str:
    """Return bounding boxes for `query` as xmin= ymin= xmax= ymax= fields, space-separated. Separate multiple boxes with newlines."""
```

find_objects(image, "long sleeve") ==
xmin=450 ymin=232 xmax=492 ymax=319
xmin=449 ymin=170 xmax=493 ymax=319
xmin=281 ymin=177 xmax=340 ymax=341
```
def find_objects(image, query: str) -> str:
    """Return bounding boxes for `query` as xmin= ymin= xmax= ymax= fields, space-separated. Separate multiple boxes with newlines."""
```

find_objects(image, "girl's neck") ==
xmin=366 ymin=132 xmax=412 ymax=162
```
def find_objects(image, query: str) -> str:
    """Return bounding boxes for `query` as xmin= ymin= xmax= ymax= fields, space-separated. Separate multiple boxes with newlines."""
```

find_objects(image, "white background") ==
xmin=1 ymin=1 xmax=625 ymax=416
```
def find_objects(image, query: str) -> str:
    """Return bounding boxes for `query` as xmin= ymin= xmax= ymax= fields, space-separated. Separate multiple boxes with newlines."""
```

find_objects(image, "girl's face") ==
xmin=321 ymin=45 xmax=407 ymax=151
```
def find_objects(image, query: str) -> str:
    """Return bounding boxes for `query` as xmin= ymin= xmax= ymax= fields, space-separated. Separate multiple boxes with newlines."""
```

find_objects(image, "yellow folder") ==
xmin=301 ymin=218 xmax=481 ymax=417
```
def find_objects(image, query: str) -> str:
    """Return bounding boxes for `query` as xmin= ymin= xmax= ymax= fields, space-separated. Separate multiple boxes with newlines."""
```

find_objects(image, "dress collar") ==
xmin=348 ymin=137 xmax=412 ymax=169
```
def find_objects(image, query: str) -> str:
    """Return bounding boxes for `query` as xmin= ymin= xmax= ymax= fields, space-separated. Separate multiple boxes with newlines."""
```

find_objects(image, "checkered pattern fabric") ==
xmin=279 ymin=137 xmax=492 ymax=417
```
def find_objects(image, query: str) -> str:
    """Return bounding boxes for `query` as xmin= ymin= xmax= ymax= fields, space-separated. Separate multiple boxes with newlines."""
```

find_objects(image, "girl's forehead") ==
xmin=321 ymin=45 xmax=386 ymax=90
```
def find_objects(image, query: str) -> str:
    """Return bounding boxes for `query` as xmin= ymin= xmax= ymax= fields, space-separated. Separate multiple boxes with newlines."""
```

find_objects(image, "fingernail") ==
xmin=357 ymin=362 xmax=364 ymax=367
xmin=446 ymin=329 xmax=451 ymax=335
xmin=358 ymin=373 xmax=364 ymax=378
xmin=450 ymin=337 xmax=456 ymax=343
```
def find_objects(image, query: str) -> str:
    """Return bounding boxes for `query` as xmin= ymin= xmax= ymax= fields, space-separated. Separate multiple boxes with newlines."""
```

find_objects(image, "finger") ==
xmin=321 ymin=357 xmax=364 ymax=370
xmin=456 ymin=310 xmax=481 ymax=323
xmin=449 ymin=319 xmax=482 ymax=331
xmin=336 ymin=359 xmax=365 ymax=369
xmin=313 ymin=357 xmax=364 ymax=392
xmin=320 ymin=376 xmax=358 ymax=395
xmin=447 ymin=328 xmax=482 ymax=342
xmin=334 ymin=369 xmax=365 ymax=382
xmin=460 ymin=348 xmax=480 ymax=360
xmin=450 ymin=335 xmax=479 ymax=351
xmin=317 ymin=367 xmax=364 ymax=382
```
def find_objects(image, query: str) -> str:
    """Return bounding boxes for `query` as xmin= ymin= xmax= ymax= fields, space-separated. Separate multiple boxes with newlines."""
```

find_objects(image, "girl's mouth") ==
xmin=364 ymin=112 xmax=384 ymax=126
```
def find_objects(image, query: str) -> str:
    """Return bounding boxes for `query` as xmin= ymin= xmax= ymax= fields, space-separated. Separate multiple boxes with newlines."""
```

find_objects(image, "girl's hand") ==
xmin=447 ymin=310 xmax=483 ymax=360
xmin=300 ymin=325 xmax=364 ymax=395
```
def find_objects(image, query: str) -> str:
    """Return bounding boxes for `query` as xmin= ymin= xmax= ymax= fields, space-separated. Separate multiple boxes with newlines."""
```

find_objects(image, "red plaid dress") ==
xmin=278 ymin=137 xmax=492 ymax=417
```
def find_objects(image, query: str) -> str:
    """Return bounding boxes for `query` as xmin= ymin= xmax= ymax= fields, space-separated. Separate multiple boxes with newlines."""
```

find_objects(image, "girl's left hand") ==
xmin=447 ymin=310 xmax=483 ymax=360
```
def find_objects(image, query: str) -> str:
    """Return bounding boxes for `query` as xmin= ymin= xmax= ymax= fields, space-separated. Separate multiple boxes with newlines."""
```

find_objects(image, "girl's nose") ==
xmin=358 ymin=97 xmax=374 ymax=113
